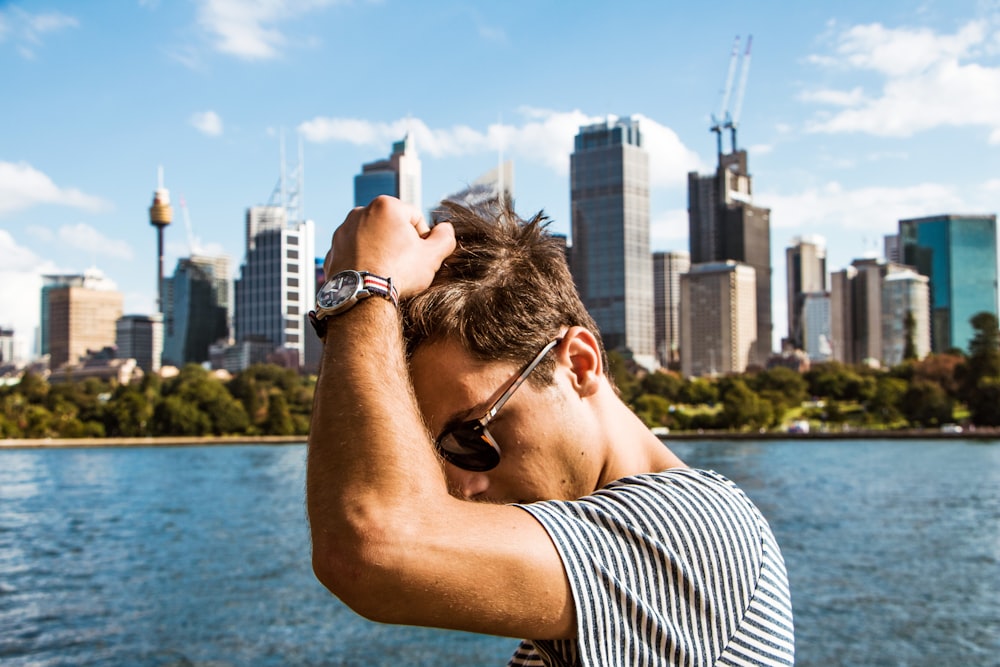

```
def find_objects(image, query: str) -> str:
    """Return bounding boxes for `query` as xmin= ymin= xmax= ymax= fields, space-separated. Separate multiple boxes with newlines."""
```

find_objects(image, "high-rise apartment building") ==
xmin=354 ymin=133 xmax=422 ymax=211
xmin=0 ymin=328 xmax=15 ymax=364
xmin=163 ymin=255 xmax=231 ymax=367
xmin=438 ymin=161 xmax=514 ymax=212
xmin=829 ymin=258 xmax=911 ymax=365
xmin=786 ymin=235 xmax=827 ymax=349
xmin=570 ymin=116 xmax=655 ymax=368
xmin=116 ymin=314 xmax=163 ymax=373
xmin=884 ymin=234 xmax=901 ymax=264
xmin=899 ymin=214 xmax=998 ymax=353
xmin=688 ymin=150 xmax=772 ymax=365
xmin=680 ymin=261 xmax=757 ymax=377
xmin=881 ymin=269 xmax=931 ymax=366
xmin=41 ymin=269 xmax=123 ymax=370
xmin=234 ymin=205 xmax=315 ymax=369
xmin=801 ymin=292 xmax=832 ymax=362
xmin=653 ymin=250 xmax=690 ymax=367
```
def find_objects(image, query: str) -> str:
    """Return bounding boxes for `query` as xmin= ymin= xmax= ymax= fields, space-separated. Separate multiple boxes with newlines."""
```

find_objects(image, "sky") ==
xmin=3 ymin=0 xmax=1000 ymax=360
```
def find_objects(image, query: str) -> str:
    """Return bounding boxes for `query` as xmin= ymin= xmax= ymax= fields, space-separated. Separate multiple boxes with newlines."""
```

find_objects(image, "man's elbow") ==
xmin=309 ymin=519 xmax=410 ymax=622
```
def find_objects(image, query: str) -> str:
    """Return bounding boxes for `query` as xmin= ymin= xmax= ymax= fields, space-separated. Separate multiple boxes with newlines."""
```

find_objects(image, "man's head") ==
xmin=402 ymin=198 xmax=609 ymax=385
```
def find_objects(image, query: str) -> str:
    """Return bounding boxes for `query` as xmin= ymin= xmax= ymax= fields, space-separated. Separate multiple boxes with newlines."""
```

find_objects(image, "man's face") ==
xmin=409 ymin=337 xmax=595 ymax=504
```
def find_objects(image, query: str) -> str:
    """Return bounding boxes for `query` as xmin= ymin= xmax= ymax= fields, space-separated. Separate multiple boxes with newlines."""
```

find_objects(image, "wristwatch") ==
xmin=309 ymin=270 xmax=398 ymax=338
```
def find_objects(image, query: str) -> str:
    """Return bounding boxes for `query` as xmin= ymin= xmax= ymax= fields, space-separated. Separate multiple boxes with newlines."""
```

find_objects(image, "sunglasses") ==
xmin=435 ymin=338 xmax=563 ymax=472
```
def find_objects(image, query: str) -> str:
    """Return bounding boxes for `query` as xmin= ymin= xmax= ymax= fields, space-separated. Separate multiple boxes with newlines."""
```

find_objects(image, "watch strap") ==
xmin=359 ymin=272 xmax=399 ymax=308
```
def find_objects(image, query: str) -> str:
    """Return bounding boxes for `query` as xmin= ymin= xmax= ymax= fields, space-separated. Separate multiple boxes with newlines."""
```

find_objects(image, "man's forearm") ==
xmin=306 ymin=298 xmax=446 ymax=592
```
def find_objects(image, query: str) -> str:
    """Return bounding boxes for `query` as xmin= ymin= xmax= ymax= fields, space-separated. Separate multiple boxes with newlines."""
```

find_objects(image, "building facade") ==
xmin=801 ymin=292 xmax=832 ymax=362
xmin=829 ymin=259 xmax=913 ymax=366
xmin=881 ymin=269 xmax=931 ymax=366
xmin=688 ymin=149 xmax=772 ymax=365
xmin=116 ymin=313 xmax=164 ymax=373
xmin=234 ymin=206 xmax=316 ymax=370
xmin=653 ymin=250 xmax=690 ymax=367
xmin=163 ymin=255 xmax=231 ymax=367
xmin=899 ymin=214 xmax=998 ymax=353
xmin=570 ymin=116 xmax=656 ymax=368
xmin=42 ymin=269 xmax=123 ymax=370
xmin=786 ymin=235 xmax=827 ymax=350
xmin=354 ymin=133 xmax=422 ymax=211
xmin=680 ymin=261 xmax=757 ymax=377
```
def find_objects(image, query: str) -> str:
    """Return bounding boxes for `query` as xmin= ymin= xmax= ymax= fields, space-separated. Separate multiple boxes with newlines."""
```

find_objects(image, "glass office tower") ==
xmin=570 ymin=117 xmax=655 ymax=369
xmin=899 ymin=214 xmax=998 ymax=353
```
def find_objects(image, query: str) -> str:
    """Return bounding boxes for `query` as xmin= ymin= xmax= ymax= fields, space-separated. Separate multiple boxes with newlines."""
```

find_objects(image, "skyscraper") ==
xmin=354 ymin=133 xmax=422 ymax=211
xmin=438 ymin=160 xmax=514 ymax=212
xmin=801 ymin=292 xmax=832 ymax=362
xmin=881 ymin=270 xmax=931 ymax=366
xmin=163 ymin=255 xmax=231 ymax=367
xmin=653 ymin=250 xmax=690 ymax=367
xmin=688 ymin=150 xmax=772 ymax=365
xmin=680 ymin=261 xmax=757 ymax=377
xmin=786 ymin=235 xmax=827 ymax=350
xmin=899 ymin=214 xmax=998 ymax=353
xmin=116 ymin=313 xmax=163 ymax=373
xmin=41 ymin=269 xmax=123 ymax=370
xmin=829 ymin=258 xmax=911 ymax=365
xmin=234 ymin=205 xmax=315 ymax=369
xmin=570 ymin=116 xmax=655 ymax=368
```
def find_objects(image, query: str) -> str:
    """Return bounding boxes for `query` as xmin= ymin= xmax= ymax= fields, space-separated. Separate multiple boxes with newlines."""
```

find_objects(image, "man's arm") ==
xmin=306 ymin=196 xmax=575 ymax=639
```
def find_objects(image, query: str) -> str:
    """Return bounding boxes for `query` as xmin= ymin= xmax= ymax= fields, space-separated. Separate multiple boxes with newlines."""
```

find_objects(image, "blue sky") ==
xmin=3 ymin=0 xmax=1000 ymax=359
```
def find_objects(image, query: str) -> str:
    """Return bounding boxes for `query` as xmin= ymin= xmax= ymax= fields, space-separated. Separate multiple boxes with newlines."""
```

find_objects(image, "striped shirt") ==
xmin=510 ymin=468 xmax=794 ymax=666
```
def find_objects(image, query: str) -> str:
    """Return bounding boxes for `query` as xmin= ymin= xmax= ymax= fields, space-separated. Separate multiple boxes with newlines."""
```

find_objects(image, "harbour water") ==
xmin=1 ymin=439 xmax=997 ymax=666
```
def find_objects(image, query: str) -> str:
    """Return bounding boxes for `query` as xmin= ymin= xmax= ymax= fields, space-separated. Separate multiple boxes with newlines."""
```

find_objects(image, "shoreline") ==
xmin=2 ymin=429 xmax=998 ymax=449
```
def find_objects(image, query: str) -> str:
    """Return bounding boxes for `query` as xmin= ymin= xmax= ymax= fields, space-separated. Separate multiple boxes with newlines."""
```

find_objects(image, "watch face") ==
xmin=317 ymin=271 xmax=361 ymax=309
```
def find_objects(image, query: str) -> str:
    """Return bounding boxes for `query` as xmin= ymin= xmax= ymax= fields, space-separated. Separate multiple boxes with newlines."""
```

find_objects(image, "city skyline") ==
xmin=3 ymin=1 xmax=1000 ymax=358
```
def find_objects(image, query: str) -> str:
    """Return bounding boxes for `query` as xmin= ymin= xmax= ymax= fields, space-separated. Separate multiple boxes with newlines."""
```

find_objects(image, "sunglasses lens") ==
xmin=437 ymin=425 xmax=501 ymax=472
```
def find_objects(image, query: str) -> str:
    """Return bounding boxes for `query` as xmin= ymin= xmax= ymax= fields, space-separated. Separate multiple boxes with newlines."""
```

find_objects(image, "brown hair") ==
xmin=402 ymin=198 xmax=608 ymax=384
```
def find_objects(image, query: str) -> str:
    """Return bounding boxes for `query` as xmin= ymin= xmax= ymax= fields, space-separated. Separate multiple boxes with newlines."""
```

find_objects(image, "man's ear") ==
xmin=559 ymin=326 xmax=603 ymax=398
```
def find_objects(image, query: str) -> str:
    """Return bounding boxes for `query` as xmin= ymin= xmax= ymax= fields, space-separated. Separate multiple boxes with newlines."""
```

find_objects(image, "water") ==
xmin=1 ymin=440 xmax=997 ymax=666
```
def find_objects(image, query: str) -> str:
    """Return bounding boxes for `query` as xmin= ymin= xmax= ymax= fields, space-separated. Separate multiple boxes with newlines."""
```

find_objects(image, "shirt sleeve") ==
xmin=514 ymin=469 xmax=793 ymax=667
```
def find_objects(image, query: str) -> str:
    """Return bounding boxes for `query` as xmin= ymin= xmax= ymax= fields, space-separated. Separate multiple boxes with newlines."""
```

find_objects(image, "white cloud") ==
xmin=0 ymin=7 xmax=78 ymax=58
xmin=0 ymin=161 xmax=110 ymax=217
xmin=0 ymin=231 xmax=60 ymax=356
xmin=190 ymin=110 xmax=224 ymax=136
xmin=756 ymin=181 xmax=965 ymax=232
xmin=803 ymin=20 xmax=1000 ymax=139
xmin=195 ymin=0 xmax=342 ymax=60
xmin=58 ymin=223 xmax=134 ymax=261
xmin=650 ymin=208 xmax=689 ymax=251
xmin=299 ymin=109 xmax=704 ymax=186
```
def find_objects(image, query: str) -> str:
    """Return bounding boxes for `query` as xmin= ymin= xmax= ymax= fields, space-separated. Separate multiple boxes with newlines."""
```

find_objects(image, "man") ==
xmin=307 ymin=195 xmax=794 ymax=666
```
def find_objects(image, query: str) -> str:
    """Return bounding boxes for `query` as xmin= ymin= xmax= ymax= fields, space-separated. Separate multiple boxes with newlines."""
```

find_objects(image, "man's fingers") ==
xmin=425 ymin=221 xmax=457 ymax=261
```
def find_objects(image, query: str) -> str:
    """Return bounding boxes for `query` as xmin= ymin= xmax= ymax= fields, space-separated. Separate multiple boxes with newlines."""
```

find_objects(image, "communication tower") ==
xmin=149 ymin=166 xmax=173 ymax=314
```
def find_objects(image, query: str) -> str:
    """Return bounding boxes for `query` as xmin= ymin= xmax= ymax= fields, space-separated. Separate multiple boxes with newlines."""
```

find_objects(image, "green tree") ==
xmin=633 ymin=394 xmax=673 ymax=428
xmin=966 ymin=377 xmax=1000 ymax=426
xmin=639 ymin=371 xmax=684 ymax=402
xmin=153 ymin=395 xmax=211 ymax=436
xmin=262 ymin=392 xmax=295 ymax=435
xmin=681 ymin=377 xmax=718 ymax=406
xmin=900 ymin=379 xmax=953 ymax=427
xmin=903 ymin=310 xmax=919 ymax=361
xmin=868 ymin=376 xmax=907 ymax=426
xmin=718 ymin=379 xmax=773 ymax=431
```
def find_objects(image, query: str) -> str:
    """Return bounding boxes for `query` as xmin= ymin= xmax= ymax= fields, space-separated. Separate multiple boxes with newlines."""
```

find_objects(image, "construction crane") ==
xmin=710 ymin=35 xmax=741 ymax=158
xmin=724 ymin=35 xmax=753 ymax=153
xmin=179 ymin=196 xmax=201 ymax=255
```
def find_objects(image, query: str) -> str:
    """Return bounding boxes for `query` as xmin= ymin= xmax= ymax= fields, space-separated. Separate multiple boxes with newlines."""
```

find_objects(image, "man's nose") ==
xmin=445 ymin=464 xmax=490 ymax=500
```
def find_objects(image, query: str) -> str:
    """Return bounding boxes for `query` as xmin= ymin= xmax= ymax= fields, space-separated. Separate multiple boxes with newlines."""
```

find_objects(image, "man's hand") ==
xmin=324 ymin=196 xmax=456 ymax=299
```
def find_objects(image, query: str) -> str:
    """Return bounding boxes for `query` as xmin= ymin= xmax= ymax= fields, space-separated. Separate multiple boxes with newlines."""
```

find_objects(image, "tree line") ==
xmin=615 ymin=312 xmax=1000 ymax=432
xmin=2 ymin=312 xmax=998 ymax=439
xmin=0 ymin=364 xmax=314 ymax=439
